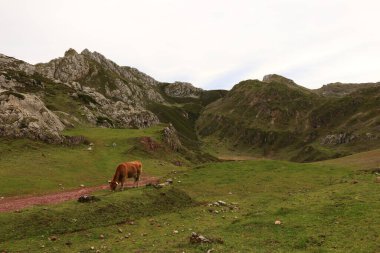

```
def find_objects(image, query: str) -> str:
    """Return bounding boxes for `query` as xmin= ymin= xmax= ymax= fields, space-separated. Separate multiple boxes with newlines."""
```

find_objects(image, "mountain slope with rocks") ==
xmin=1 ymin=49 xmax=379 ymax=162
xmin=196 ymin=75 xmax=380 ymax=161
xmin=0 ymin=49 xmax=223 ymax=146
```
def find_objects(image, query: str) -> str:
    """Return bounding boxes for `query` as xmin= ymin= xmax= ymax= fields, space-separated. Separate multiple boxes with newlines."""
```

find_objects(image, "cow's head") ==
xmin=108 ymin=180 xmax=118 ymax=191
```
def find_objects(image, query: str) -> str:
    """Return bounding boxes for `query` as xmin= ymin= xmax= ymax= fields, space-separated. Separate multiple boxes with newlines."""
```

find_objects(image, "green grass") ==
xmin=1 ymin=158 xmax=379 ymax=252
xmin=0 ymin=125 xmax=188 ymax=197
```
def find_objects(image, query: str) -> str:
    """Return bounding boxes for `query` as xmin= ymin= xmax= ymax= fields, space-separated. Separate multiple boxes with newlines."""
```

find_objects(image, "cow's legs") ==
xmin=120 ymin=178 xmax=126 ymax=191
xmin=135 ymin=174 xmax=140 ymax=188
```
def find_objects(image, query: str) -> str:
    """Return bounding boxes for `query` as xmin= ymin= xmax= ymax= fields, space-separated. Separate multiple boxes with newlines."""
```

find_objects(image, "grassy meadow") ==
xmin=0 ymin=125 xmax=187 ymax=197
xmin=0 ymin=131 xmax=379 ymax=252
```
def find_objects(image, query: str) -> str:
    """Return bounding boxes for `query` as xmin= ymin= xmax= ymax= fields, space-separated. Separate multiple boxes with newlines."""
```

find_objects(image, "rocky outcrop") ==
xmin=36 ymin=49 xmax=164 ymax=104
xmin=162 ymin=124 xmax=183 ymax=151
xmin=164 ymin=82 xmax=203 ymax=98
xmin=320 ymin=132 xmax=378 ymax=145
xmin=0 ymin=90 xmax=65 ymax=143
xmin=315 ymin=82 xmax=380 ymax=97
xmin=36 ymin=49 xmax=90 ymax=82
xmin=263 ymin=74 xmax=297 ymax=86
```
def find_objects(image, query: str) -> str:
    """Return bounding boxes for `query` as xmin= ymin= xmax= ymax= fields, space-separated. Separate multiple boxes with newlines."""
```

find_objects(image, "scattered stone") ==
xmin=189 ymin=232 xmax=224 ymax=244
xmin=49 ymin=236 xmax=58 ymax=241
xmin=90 ymin=246 xmax=95 ymax=250
xmin=118 ymin=228 xmax=123 ymax=233
xmin=166 ymin=178 xmax=173 ymax=184
xmin=0 ymin=196 xmax=4 ymax=200
xmin=275 ymin=220 xmax=282 ymax=225
xmin=217 ymin=200 xmax=227 ymax=206
xmin=80 ymin=184 xmax=85 ymax=187
xmin=78 ymin=195 xmax=100 ymax=203
xmin=99 ymin=234 xmax=105 ymax=239
xmin=87 ymin=146 xmax=92 ymax=151
xmin=207 ymin=249 xmax=214 ymax=253
xmin=177 ymin=180 xmax=181 ymax=183
xmin=228 ymin=192 xmax=233 ymax=195
xmin=89 ymin=142 xmax=94 ymax=146
xmin=173 ymin=230 xmax=179 ymax=234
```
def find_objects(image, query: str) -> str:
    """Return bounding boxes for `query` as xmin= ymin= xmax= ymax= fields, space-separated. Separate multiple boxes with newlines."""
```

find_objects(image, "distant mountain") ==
xmin=314 ymin=82 xmax=380 ymax=97
xmin=196 ymin=75 xmax=380 ymax=161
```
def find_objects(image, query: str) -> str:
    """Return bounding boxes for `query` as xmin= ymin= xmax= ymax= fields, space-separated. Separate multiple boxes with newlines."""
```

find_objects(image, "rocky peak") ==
xmin=64 ymin=48 xmax=78 ymax=57
xmin=164 ymin=82 xmax=203 ymax=98
xmin=262 ymin=74 xmax=297 ymax=86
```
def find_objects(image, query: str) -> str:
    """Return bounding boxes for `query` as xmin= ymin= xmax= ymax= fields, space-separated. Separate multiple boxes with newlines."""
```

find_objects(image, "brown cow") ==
xmin=108 ymin=161 xmax=142 ymax=191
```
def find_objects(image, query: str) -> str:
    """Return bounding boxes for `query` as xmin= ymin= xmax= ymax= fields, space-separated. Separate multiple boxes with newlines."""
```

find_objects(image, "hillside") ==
xmin=1 ymin=49 xmax=379 ymax=163
xmin=196 ymin=75 xmax=380 ymax=161
xmin=0 ymin=50 xmax=224 ymax=150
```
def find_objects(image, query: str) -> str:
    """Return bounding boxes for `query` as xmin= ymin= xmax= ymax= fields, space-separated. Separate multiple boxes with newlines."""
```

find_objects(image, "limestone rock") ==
xmin=0 ymin=90 xmax=64 ymax=143
xmin=164 ymin=82 xmax=203 ymax=98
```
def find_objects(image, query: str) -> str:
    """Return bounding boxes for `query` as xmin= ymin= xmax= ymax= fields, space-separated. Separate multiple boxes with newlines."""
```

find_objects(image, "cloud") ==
xmin=0 ymin=0 xmax=379 ymax=89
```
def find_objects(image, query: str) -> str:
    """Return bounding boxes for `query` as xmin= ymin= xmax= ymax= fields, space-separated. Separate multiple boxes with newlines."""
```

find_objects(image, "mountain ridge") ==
xmin=1 ymin=49 xmax=379 ymax=161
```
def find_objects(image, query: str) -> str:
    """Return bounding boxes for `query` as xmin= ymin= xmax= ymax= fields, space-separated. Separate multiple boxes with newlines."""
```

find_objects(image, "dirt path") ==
xmin=0 ymin=176 xmax=159 ymax=213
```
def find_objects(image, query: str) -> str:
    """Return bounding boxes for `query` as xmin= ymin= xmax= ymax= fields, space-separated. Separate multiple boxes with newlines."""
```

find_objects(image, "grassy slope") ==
xmin=197 ymin=81 xmax=380 ymax=162
xmin=1 ymin=155 xmax=379 ymax=252
xmin=0 ymin=125 xmax=188 ymax=197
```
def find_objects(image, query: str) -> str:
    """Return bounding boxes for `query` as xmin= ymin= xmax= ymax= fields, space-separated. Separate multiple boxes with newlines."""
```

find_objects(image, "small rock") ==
xmin=207 ymin=249 xmax=214 ymax=253
xmin=142 ymin=233 xmax=147 ymax=236
xmin=90 ymin=246 xmax=95 ymax=250
xmin=89 ymin=143 xmax=94 ymax=146
xmin=0 ymin=196 xmax=4 ymax=200
xmin=87 ymin=147 xmax=92 ymax=151
xmin=78 ymin=195 xmax=100 ymax=203
xmin=275 ymin=220 xmax=281 ymax=225
xmin=128 ymin=221 xmax=135 ymax=225
xmin=228 ymin=192 xmax=233 ymax=195
xmin=99 ymin=234 xmax=105 ymax=239
xmin=49 ymin=236 xmax=58 ymax=241
xmin=166 ymin=178 xmax=173 ymax=184
xmin=80 ymin=184 xmax=85 ymax=187
xmin=173 ymin=230 xmax=179 ymax=234
xmin=177 ymin=180 xmax=181 ymax=183
xmin=217 ymin=200 xmax=227 ymax=206
xmin=118 ymin=228 xmax=123 ymax=233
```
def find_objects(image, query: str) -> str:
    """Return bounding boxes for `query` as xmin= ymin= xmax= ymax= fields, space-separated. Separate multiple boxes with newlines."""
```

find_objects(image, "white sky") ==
xmin=1 ymin=0 xmax=379 ymax=90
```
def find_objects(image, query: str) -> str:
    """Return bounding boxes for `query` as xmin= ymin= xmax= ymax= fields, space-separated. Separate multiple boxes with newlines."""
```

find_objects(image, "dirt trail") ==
xmin=0 ymin=176 xmax=159 ymax=213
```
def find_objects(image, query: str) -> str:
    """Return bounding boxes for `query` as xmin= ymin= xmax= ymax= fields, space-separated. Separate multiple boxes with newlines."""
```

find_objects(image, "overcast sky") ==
xmin=1 ymin=0 xmax=379 ymax=90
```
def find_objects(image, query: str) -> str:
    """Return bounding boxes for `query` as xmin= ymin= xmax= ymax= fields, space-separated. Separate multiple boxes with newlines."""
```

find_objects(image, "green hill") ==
xmin=196 ymin=76 xmax=380 ymax=162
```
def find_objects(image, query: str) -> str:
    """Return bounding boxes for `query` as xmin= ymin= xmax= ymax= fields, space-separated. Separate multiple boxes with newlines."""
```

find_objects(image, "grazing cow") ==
xmin=108 ymin=161 xmax=142 ymax=191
